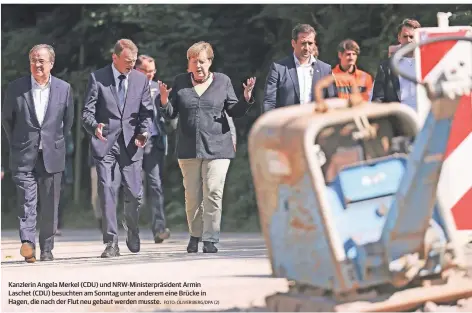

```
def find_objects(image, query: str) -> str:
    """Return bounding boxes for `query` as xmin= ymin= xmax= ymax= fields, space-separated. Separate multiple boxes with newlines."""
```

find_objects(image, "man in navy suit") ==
xmin=135 ymin=54 xmax=171 ymax=244
xmin=82 ymin=39 xmax=153 ymax=258
xmin=2 ymin=44 xmax=74 ymax=263
xmin=262 ymin=23 xmax=337 ymax=112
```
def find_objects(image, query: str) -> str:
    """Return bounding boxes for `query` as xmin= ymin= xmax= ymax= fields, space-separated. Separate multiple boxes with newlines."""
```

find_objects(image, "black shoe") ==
xmin=126 ymin=228 xmax=140 ymax=253
xmin=40 ymin=251 xmax=54 ymax=261
xmin=187 ymin=236 xmax=200 ymax=253
xmin=101 ymin=242 xmax=120 ymax=258
xmin=203 ymin=241 xmax=218 ymax=253
xmin=154 ymin=228 xmax=171 ymax=244
xmin=20 ymin=242 xmax=36 ymax=263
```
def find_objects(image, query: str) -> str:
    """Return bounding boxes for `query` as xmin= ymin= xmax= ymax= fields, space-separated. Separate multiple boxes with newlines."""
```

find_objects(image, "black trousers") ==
xmin=143 ymin=136 xmax=167 ymax=235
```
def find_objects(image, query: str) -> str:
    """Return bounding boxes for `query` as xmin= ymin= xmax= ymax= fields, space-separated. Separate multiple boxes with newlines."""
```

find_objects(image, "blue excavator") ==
xmin=248 ymin=35 xmax=472 ymax=311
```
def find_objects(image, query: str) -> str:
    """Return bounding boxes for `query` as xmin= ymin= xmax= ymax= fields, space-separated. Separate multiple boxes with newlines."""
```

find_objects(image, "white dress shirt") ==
xmin=111 ymin=64 xmax=130 ymax=105
xmin=398 ymin=57 xmax=417 ymax=111
xmin=294 ymin=53 xmax=316 ymax=105
xmin=31 ymin=75 xmax=51 ymax=150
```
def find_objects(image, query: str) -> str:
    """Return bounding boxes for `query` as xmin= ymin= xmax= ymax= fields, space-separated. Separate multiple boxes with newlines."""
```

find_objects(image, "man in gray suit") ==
xmin=2 ymin=44 xmax=74 ymax=263
xmin=262 ymin=23 xmax=337 ymax=113
xmin=135 ymin=54 xmax=171 ymax=244
xmin=82 ymin=39 xmax=153 ymax=258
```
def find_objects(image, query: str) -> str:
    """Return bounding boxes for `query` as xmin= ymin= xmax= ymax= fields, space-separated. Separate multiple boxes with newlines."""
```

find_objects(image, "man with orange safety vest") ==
xmin=332 ymin=39 xmax=373 ymax=102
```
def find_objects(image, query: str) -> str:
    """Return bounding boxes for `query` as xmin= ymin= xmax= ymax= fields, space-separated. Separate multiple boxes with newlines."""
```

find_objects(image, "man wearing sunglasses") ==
xmin=371 ymin=18 xmax=421 ymax=111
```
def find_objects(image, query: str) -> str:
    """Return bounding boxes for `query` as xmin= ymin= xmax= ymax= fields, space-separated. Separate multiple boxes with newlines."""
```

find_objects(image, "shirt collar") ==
xmin=111 ymin=63 xmax=130 ymax=80
xmin=335 ymin=64 xmax=357 ymax=74
xmin=31 ymin=74 xmax=51 ymax=89
xmin=293 ymin=53 xmax=316 ymax=67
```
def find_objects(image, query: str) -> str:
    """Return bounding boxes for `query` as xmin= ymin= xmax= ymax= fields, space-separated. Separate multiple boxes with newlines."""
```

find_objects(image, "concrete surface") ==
xmin=1 ymin=229 xmax=288 ymax=312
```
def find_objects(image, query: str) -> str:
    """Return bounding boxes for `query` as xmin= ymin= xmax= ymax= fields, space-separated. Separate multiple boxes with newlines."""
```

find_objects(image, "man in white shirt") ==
xmin=262 ymin=23 xmax=337 ymax=112
xmin=2 ymin=44 xmax=75 ymax=263
xmin=371 ymin=18 xmax=422 ymax=110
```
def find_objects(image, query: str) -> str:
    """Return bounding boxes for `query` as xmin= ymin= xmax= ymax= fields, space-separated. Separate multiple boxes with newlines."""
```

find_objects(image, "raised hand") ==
xmin=158 ymin=80 xmax=172 ymax=105
xmin=243 ymin=77 xmax=256 ymax=102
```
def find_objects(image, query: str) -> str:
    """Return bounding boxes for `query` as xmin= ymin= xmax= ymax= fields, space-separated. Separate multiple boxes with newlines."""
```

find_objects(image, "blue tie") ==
xmin=118 ymin=74 xmax=126 ymax=108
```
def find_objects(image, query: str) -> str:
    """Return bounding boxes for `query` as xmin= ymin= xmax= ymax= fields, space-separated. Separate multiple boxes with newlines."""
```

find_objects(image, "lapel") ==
xmin=149 ymin=82 xmax=159 ymax=120
xmin=122 ymin=70 xmax=134 ymax=114
xmin=312 ymin=61 xmax=322 ymax=100
xmin=23 ymin=78 xmax=40 ymax=127
xmin=42 ymin=76 xmax=60 ymax=124
xmin=149 ymin=81 xmax=163 ymax=133
xmin=390 ymin=68 xmax=401 ymax=101
xmin=287 ymin=56 xmax=300 ymax=103
xmin=108 ymin=65 xmax=122 ymax=114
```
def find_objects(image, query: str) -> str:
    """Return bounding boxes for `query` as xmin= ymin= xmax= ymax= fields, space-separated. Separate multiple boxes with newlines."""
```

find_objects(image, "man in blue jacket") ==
xmin=135 ymin=54 xmax=171 ymax=243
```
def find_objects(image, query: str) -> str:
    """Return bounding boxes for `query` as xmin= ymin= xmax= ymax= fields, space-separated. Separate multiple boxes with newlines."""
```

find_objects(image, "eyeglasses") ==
xmin=30 ymin=59 xmax=51 ymax=65
xmin=138 ymin=68 xmax=156 ymax=74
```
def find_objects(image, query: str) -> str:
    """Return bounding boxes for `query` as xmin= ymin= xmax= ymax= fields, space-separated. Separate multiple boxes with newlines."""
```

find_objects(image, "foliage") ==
xmin=1 ymin=4 xmax=471 ymax=230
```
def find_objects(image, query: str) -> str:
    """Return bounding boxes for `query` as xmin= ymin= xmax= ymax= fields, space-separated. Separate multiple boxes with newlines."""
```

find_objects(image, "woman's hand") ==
xmin=158 ymin=80 xmax=172 ymax=105
xmin=243 ymin=77 xmax=256 ymax=102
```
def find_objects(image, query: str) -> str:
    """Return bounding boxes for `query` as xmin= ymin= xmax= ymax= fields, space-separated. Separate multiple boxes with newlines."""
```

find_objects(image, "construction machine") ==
xmin=248 ymin=33 xmax=472 ymax=312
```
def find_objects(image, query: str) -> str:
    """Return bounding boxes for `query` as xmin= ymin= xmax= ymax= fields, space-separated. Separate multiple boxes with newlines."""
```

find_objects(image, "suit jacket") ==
xmin=149 ymin=80 xmax=166 ymax=151
xmin=262 ymin=55 xmax=337 ymax=112
xmin=2 ymin=75 xmax=74 ymax=173
xmin=371 ymin=58 xmax=401 ymax=103
xmin=82 ymin=65 xmax=153 ymax=161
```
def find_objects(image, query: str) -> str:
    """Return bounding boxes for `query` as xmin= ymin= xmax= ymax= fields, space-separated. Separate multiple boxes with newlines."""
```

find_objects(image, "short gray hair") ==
xmin=114 ymin=39 xmax=138 ymax=56
xmin=29 ymin=44 xmax=55 ymax=63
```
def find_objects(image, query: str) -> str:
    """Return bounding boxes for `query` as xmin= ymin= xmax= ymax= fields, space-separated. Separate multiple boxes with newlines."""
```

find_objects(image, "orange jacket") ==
xmin=332 ymin=64 xmax=373 ymax=101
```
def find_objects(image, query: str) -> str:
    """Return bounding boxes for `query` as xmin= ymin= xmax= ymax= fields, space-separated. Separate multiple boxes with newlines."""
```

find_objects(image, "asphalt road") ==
xmin=2 ymin=229 xmax=471 ymax=312
xmin=1 ymin=229 xmax=288 ymax=312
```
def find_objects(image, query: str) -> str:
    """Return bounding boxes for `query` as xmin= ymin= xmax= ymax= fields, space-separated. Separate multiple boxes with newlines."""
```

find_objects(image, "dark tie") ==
xmin=118 ymin=74 xmax=126 ymax=108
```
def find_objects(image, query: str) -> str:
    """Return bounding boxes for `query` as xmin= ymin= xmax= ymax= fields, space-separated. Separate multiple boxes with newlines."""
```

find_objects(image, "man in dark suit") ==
xmin=262 ymin=23 xmax=337 ymax=112
xmin=134 ymin=54 xmax=171 ymax=244
xmin=82 ymin=39 xmax=153 ymax=258
xmin=371 ymin=18 xmax=421 ymax=108
xmin=2 ymin=44 xmax=74 ymax=263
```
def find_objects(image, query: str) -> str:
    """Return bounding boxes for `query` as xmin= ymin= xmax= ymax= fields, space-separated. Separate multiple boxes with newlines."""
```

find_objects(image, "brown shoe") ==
xmin=154 ymin=228 xmax=171 ymax=244
xmin=20 ymin=242 xmax=36 ymax=263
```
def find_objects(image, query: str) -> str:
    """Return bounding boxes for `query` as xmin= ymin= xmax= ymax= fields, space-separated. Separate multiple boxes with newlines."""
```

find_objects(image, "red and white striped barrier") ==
xmin=415 ymin=19 xmax=472 ymax=244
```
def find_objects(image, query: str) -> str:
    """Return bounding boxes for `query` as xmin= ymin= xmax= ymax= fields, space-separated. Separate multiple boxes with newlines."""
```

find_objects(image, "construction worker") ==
xmin=332 ymin=39 xmax=373 ymax=101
